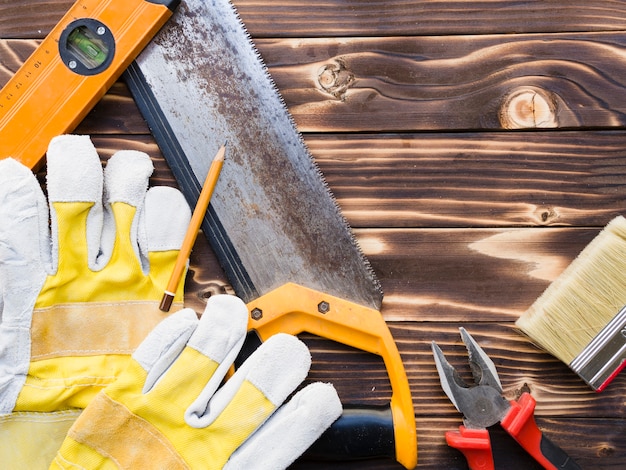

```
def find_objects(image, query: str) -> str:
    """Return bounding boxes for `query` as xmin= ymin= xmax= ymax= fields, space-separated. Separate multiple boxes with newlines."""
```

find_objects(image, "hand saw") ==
xmin=0 ymin=0 xmax=179 ymax=170
xmin=124 ymin=0 xmax=417 ymax=467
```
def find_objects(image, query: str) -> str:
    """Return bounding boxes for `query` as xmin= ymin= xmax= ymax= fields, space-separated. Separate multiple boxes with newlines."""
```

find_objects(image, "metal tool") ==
xmin=0 ymin=0 xmax=179 ymax=170
xmin=431 ymin=328 xmax=582 ymax=470
xmin=123 ymin=0 xmax=416 ymax=467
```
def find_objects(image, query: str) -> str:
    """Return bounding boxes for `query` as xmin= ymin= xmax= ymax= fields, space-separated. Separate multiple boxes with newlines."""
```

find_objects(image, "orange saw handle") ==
xmin=245 ymin=282 xmax=417 ymax=469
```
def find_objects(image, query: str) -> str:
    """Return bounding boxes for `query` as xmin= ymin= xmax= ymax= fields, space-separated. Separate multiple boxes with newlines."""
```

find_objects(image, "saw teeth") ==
xmin=226 ymin=0 xmax=382 ymax=299
xmin=128 ymin=0 xmax=384 ymax=310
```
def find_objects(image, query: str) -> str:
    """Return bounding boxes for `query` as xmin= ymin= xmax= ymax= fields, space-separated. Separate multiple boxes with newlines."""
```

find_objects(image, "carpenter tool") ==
xmin=0 ymin=0 xmax=179 ymax=170
xmin=516 ymin=215 xmax=626 ymax=392
xmin=431 ymin=328 xmax=581 ymax=470
xmin=123 ymin=0 xmax=416 ymax=467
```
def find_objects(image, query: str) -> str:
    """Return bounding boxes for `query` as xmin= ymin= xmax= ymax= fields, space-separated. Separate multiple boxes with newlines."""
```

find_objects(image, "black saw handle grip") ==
xmin=303 ymin=405 xmax=396 ymax=461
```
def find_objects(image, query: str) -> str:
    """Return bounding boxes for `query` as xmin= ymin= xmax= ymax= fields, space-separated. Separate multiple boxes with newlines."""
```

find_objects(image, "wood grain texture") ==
xmin=0 ymin=0 xmax=67 ymax=38
xmin=6 ymin=34 xmax=626 ymax=133
xmin=70 ymin=132 xmax=626 ymax=229
xmin=234 ymin=1 xmax=626 ymax=38
xmin=308 ymin=132 xmax=626 ymax=228
xmin=360 ymin=227 xmax=598 ymax=322
xmin=3 ymin=1 xmax=626 ymax=468
xmin=4 ymin=1 xmax=626 ymax=38
xmin=258 ymin=33 xmax=626 ymax=132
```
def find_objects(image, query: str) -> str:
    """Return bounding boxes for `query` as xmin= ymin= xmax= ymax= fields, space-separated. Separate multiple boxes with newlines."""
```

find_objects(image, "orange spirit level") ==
xmin=0 ymin=0 xmax=179 ymax=170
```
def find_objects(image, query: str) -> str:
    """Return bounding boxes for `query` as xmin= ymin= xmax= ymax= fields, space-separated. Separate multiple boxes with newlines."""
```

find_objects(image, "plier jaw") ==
xmin=431 ymin=327 xmax=510 ymax=429
xmin=432 ymin=328 xmax=582 ymax=470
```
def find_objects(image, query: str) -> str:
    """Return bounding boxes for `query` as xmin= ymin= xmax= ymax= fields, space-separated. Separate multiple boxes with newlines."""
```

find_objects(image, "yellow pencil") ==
xmin=159 ymin=143 xmax=226 ymax=312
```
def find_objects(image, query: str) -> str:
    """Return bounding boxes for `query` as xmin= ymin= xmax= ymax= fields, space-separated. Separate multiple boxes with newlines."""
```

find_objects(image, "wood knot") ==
xmin=535 ymin=206 xmax=559 ymax=225
xmin=499 ymin=87 xmax=558 ymax=129
xmin=514 ymin=382 xmax=532 ymax=400
xmin=198 ymin=282 xmax=233 ymax=302
xmin=318 ymin=60 xmax=354 ymax=100
xmin=598 ymin=444 xmax=615 ymax=458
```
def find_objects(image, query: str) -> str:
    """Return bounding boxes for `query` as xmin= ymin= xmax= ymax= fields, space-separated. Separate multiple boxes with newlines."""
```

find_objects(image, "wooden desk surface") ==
xmin=2 ymin=1 xmax=625 ymax=468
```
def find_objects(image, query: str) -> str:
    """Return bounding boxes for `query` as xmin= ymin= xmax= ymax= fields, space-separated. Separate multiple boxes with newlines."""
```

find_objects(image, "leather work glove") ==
xmin=50 ymin=294 xmax=343 ymax=470
xmin=0 ymin=135 xmax=191 ymax=466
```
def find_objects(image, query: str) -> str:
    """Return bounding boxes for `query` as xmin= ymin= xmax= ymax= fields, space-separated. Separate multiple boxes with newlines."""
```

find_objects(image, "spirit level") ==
xmin=0 ymin=0 xmax=179 ymax=170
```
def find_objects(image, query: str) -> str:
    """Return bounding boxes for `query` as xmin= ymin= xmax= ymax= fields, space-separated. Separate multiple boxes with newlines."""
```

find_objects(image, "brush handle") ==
xmin=501 ymin=393 xmax=582 ymax=470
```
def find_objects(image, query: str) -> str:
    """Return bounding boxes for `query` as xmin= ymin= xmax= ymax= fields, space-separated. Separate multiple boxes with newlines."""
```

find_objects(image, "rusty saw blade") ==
xmin=124 ymin=0 xmax=416 ymax=467
xmin=126 ymin=0 xmax=380 ymax=309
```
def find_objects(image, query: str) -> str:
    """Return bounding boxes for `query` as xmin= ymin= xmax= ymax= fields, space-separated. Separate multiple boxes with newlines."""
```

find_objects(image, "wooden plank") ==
xmin=5 ymin=1 xmax=626 ymax=39
xmin=0 ymin=1 xmax=67 ymax=39
xmin=74 ymin=132 xmax=626 ymax=230
xmin=0 ymin=38 xmax=37 ymax=76
xmin=308 ymin=132 xmax=626 ymax=229
xmin=6 ymin=33 xmax=626 ymax=133
xmin=257 ymin=32 xmax=626 ymax=131
xmin=183 ymin=222 xmax=576 ymax=322
xmin=234 ymin=0 xmax=626 ymax=38
xmin=360 ymin=227 xmax=599 ymax=323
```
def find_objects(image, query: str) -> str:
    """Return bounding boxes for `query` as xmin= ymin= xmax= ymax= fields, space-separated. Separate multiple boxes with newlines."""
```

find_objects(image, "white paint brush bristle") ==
xmin=516 ymin=215 xmax=626 ymax=391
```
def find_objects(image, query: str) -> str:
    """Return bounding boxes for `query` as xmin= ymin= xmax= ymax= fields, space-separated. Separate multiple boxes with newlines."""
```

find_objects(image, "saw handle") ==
xmin=245 ymin=282 xmax=417 ymax=469
xmin=303 ymin=405 xmax=396 ymax=461
xmin=501 ymin=393 xmax=581 ymax=470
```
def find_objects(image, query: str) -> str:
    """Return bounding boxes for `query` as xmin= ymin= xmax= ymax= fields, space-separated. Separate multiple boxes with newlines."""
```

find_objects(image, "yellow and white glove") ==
xmin=0 ymin=135 xmax=191 ymax=466
xmin=51 ymin=295 xmax=342 ymax=470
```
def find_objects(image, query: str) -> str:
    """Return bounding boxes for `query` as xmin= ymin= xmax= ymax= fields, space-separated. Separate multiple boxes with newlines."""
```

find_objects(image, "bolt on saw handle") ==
xmin=245 ymin=282 xmax=417 ymax=469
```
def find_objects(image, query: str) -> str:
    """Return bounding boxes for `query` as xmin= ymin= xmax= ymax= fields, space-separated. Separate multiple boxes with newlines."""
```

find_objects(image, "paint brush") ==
xmin=159 ymin=143 xmax=226 ymax=312
xmin=515 ymin=215 xmax=626 ymax=391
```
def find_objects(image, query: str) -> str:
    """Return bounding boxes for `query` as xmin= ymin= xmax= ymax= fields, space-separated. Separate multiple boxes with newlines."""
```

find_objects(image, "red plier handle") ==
xmin=446 ymin=426 xmax=494 ymax=470
xmin=501 ymin=392 xmax=581 ymax=470
xmin=445 ymin=394 xmax=581 ymax=469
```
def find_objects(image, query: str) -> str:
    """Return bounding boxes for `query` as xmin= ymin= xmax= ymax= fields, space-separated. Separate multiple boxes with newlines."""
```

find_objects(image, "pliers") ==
xmin=431 ymin=327 xmax=582 ymax=470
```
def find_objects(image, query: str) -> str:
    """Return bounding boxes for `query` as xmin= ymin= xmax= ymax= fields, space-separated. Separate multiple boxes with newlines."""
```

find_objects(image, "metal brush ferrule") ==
xmin=570 ymin=305 xmax=626 ymax=391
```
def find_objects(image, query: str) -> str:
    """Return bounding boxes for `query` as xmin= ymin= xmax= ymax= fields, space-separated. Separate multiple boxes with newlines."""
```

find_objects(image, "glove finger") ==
xmin=103 ymin=149 xmax=153 ymax=207
xmin=0 ymin=158 xmax=50 ymax=270
xmin=135 ymin=295 xmax=247 ymax=395
xmin=0 ymin=157 xmax=49 ymax=310
xmin=137 ymin=185 xmax=191 ymax=273
xmin=224 ymin=382 xmax=342 ymax=470
xmin=132 ymin=308 xmax=199 ymax=393
xmin=140 ymin=295 xmax=247 ymax=413
xmin=185 ymin=332 xmax=311 ymax=431
xmin=46 ymin=135 xmax=103 ymax=271
xmin=99 ymin=149 xmax=153 ymax=270
xmin=175 ymin=295 xmax=248 ymax=419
